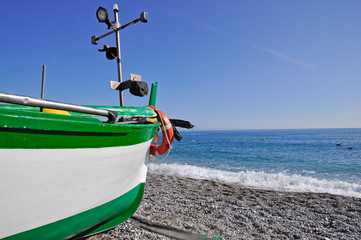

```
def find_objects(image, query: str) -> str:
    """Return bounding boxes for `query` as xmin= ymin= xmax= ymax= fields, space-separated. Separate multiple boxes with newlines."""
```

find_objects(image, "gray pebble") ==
xmin=87 ymin=173 xmax=361 ymax=240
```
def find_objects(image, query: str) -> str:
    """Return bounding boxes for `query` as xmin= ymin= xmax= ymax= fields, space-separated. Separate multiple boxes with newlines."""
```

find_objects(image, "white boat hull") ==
xmin=0 ymin=140 xmax=151 ymax=239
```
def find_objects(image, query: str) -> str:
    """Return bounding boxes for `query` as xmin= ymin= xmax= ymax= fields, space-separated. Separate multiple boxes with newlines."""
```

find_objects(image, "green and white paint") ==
xmin=0 ymin=105 xmax=160 ymax=239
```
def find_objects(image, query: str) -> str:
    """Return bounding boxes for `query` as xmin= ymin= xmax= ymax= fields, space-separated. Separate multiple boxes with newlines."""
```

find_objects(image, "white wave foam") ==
xmin=148 ymin=163 xmax=361 ymax=198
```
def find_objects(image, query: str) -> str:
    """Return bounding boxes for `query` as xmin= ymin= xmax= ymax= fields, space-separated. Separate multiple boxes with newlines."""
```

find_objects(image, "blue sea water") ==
xmin=148 ymin=128 xmax=361 ymax=198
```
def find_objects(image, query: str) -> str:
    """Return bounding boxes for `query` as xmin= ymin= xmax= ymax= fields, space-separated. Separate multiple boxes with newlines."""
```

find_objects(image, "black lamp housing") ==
xmin=96 ymin=7 xmax=113 ymax=28
xmin=140 ymin=12 xmax=148 ymax=23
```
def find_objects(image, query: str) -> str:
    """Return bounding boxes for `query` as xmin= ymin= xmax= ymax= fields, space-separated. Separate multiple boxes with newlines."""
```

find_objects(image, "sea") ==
xmin=148 ymin=128 xmax=361 ymax=198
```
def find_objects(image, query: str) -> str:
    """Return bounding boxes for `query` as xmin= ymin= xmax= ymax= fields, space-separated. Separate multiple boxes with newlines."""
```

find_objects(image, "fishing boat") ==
xmin=0 ymin=5 xmax=192 ymax=240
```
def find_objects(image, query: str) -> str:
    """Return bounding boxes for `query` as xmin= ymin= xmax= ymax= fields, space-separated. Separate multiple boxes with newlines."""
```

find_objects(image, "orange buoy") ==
xmin=148 ymin=106 xmax=174 ymax=155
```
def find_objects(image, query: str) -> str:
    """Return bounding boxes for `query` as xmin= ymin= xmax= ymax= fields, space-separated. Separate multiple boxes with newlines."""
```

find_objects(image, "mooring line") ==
xmin=131 ymin=215 xmax=216 ymax=240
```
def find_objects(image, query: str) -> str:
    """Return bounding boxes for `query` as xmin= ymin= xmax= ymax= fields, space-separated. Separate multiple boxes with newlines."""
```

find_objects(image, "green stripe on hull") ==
xmin=0 ymin=126 xmax=156 ymax=148
xmin=3 ymin=183 xmax=145 ymax=240
xmin=0 ymin=105 xmax=160 ymax=148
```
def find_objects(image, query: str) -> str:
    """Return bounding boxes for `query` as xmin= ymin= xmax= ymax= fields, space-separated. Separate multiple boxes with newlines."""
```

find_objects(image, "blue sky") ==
xmin=1 ymin=0 xmax=361 ymax=130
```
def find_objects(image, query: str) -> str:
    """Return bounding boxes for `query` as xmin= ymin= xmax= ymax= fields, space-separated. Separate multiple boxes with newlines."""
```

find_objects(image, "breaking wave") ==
xmin=148 ymin=163 xmax=361 ymax=198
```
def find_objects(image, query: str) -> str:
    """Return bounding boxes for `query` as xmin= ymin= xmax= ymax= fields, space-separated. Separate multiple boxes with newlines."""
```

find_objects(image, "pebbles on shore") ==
xmin=87 ymin=173 xmax=361 ymax=240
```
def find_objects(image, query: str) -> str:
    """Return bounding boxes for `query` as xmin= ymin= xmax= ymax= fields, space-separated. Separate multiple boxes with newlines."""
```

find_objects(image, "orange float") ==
xmin=148 ymin=106 xmax=174 ymax=155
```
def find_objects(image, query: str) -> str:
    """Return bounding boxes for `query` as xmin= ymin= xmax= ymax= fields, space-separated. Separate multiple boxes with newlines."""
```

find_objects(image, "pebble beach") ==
xmin=87 ymin=173 xmax=361 ymax=240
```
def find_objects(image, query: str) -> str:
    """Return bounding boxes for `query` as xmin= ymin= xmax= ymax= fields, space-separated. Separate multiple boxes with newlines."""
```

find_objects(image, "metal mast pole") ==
xmin=40 ymin=65 xmax=46 ymax=112
xmin=41 ymin=65 xmax=46 ymax=100
xmin=113 ymin=4 xmax=124 ymax=106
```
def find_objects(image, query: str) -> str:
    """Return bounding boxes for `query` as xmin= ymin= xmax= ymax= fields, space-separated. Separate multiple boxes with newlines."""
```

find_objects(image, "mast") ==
xmin=113 ymin=4 xmax=124 ymax=106
xmin=92 ymin=5 xmax=148 ymax=106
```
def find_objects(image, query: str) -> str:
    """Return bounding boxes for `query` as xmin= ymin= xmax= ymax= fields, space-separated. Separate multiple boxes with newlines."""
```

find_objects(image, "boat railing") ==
xmin=0 ymin=92 xmax=118 ymax=123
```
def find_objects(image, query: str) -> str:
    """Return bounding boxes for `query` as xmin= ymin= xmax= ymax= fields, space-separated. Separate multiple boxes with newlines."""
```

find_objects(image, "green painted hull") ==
xmin=0 ymin=105 xmax=159 ymax=148
xmin=0 ymin=105 xmax=159 ymax=239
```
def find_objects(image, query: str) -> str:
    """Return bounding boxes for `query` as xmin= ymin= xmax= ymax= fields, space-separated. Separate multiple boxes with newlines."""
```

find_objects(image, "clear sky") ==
xmin=1 ymin=0 xmax=361 ymax=130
